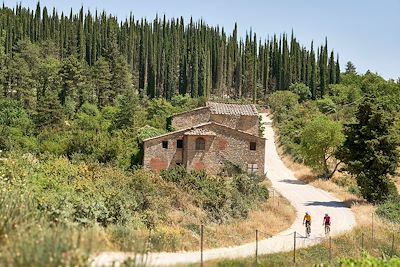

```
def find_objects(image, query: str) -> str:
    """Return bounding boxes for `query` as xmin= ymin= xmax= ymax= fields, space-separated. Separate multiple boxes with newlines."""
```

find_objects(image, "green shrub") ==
xmin=160 ymin=167 xmax=268 ymax=223
xmin=149 ymin=226 xmax=183 ymax=252
xmin=108 ymin=222 xmax=148 ymax=252
xmin=337 ymin=253 xmax=400 ymax=266
xmin=347 ymin=185 xmax=361 ymax=197
xmin=376 ymin=197 xmax=400 ymax=223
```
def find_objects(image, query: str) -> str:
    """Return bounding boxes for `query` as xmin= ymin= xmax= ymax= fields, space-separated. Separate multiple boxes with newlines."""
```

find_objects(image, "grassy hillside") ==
xmin=0 ymin=151 xmax=296 ymax=265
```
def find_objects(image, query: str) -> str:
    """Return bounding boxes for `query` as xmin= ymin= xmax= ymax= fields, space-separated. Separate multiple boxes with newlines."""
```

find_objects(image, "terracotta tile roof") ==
xmin=206 ymin=102 xmax=258 ymax=116
xmin=184 ymin=128 xmax=216 ymax=136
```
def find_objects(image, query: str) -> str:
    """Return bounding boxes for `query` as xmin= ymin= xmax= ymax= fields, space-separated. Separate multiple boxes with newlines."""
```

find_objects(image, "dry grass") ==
xmin=202 ymin=192 xmax=295 ymax=249
xmin=394 ymin=166 xmax=400 ymax=192
xmin=278 ymin=149 xmax=400 ymax=256
xmin=205 ymin=154 xmax=400 ymax=266
xmin=150 ymin=191 xmax=296 ymax=251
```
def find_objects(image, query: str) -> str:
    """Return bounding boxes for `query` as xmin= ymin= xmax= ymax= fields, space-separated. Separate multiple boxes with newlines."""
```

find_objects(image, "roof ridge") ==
xmin=143 ymin=122 xmax=213 ymax=142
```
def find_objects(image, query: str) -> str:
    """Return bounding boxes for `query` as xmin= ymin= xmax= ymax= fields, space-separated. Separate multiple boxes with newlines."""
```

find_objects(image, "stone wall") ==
xmin=143 ymin=131 xmax=185 ymax=172
xmin=171 ymin=107 xmax=210 ymax=130
xmin=238 ymin=115 xmax=259 ymax=136
xmin=184 ymin=124 xmax=265 ymax=175
xmin=210 ymin=114 xmax=259 ymax=136
xmin=143 ymin=123 xmax=265 ymax=176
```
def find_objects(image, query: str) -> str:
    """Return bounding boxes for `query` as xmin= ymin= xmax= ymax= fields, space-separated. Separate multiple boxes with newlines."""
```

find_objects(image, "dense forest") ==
xmin=0 ymin=2 xmax=340 ymax=111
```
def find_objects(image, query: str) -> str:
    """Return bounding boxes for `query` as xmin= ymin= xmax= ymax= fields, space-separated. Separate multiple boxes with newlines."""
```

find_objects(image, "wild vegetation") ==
xmin=262 ymin=64 xmax=400 ymax=266
xmin=209 ymin=164 xmax=400 ymax=267
xmin=0 ymin=2 xmax=399 ymax=266
xmin=269 ymin=66 xmax=400 ymax=203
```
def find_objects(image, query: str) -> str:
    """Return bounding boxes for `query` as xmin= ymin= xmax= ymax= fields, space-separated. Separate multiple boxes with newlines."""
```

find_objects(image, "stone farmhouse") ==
xmin=143 ymin=102 xmax=265 ymax=175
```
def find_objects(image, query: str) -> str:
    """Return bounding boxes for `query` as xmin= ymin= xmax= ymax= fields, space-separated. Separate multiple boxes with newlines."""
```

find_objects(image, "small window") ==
xmin=162 ymin=141 xmax=168 ymax=149
xmin=247 ymin=164 xmax=258 ymax=174
xmin=195 ymin=137 xmax=206 ymax=150
xmin=250 ymin=142 xmax=257 ymax=151
xmin=177 ymin=139 xmax=183 ymax=148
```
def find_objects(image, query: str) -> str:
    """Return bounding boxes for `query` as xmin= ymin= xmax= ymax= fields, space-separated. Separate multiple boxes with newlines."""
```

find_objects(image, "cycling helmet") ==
xmin=305 ymin=211 xmax=309 ymax=215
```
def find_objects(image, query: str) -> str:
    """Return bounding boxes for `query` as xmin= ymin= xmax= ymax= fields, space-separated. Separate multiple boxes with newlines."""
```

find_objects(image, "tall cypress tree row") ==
xmin=0 ymin=3 xmax=341 ymax=108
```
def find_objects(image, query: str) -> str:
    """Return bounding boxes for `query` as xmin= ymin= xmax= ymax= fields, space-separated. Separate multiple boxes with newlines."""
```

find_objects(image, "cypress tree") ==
xmin=335 ymin=55 xmax=341 ymax=84
xmin=0 ymin=3 xmax=342 ymax=105
xmin=328 ymin=50 xmax=336 ymax=84
xmin=310 ymin=42 xmax=317 ymax=100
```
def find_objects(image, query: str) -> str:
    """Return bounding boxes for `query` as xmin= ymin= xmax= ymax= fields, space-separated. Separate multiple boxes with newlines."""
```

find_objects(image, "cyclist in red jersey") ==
xmin=323 ymin=213 xmax=331 ymax=235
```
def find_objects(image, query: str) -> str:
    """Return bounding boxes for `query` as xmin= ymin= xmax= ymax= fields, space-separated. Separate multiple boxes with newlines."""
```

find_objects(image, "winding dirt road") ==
xmin=91 ymin=113 xmax=356 ymax=266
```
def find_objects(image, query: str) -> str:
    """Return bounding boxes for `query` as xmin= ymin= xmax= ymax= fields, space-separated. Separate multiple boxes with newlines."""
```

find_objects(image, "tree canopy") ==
xmin=336 ymin=97 xmax=399 ymax=202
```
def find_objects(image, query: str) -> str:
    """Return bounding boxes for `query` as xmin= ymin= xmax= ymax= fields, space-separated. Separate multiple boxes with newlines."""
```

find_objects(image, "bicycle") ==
xmin=324 ymin=224 xmax=330 ymax=235
xmin=305 ymin=221 xmax=311 ymax=237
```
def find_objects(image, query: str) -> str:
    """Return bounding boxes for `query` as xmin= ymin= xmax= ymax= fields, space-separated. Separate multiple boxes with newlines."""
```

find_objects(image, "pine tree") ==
xmin=111 ymin=55 xmax=133 ymax=101
xmin=336 ymin=98 xmax=399 ymax=202
xmin=36 ymin=91 xmax=64 ymax=128
xmin=59 ymin=55 xmax=85 ymax=107
xmin=92 ymin=57 xmax=112 ymax=107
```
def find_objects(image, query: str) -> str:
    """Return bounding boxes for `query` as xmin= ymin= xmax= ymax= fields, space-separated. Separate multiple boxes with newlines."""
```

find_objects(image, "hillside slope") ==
xmin=91 ymin=113 xmax=357 ymax=266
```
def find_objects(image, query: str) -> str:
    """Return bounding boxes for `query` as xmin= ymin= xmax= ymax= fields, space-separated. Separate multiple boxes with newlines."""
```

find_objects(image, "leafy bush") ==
xmin=0 ymin=99 xmax=35 ymax=151
xmin=316 ymin=97 xmax=336 ymax=114
xmin=337 ymin=253 xmax=400 ymax=267
xmin=289 ymin=83 xmax=311 ymax=103
xmin=149 ymin=226 xmax=184 ymax=252
xmin=376 ymin=197 xmax=400 ymax=223
xmin=160 ymin=167 xmax=268 ymax=223
xmin=268 ymin=91 xmax=299 ymax=123
xmin=108 ymin=222 xmax=148 ymax=252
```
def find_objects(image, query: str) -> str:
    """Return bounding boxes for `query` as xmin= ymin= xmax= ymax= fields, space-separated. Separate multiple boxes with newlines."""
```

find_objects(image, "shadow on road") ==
xmin=279 ymin=179 xmax=306 ymax=185
xmin=304 ymin=200 xmax=348 ymax=208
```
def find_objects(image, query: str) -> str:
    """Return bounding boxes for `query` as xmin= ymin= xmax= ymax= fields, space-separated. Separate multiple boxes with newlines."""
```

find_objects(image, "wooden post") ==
xmin=255 ymin=229 xmax=259 ymax=265
xmin=361 ymin=232 xmax=364 ymax=251
xmin=371 ymin=213 xmax=374 ymax=243
xmin=391 ymin=233 xmax=395 ymax=257
xmin=329 ymin=236 xmax=332 ymax=263
xmin=200 ymin=224 xmax=204 ymax=267
xmin=293 ymin=231 xmax=296 ymax=264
